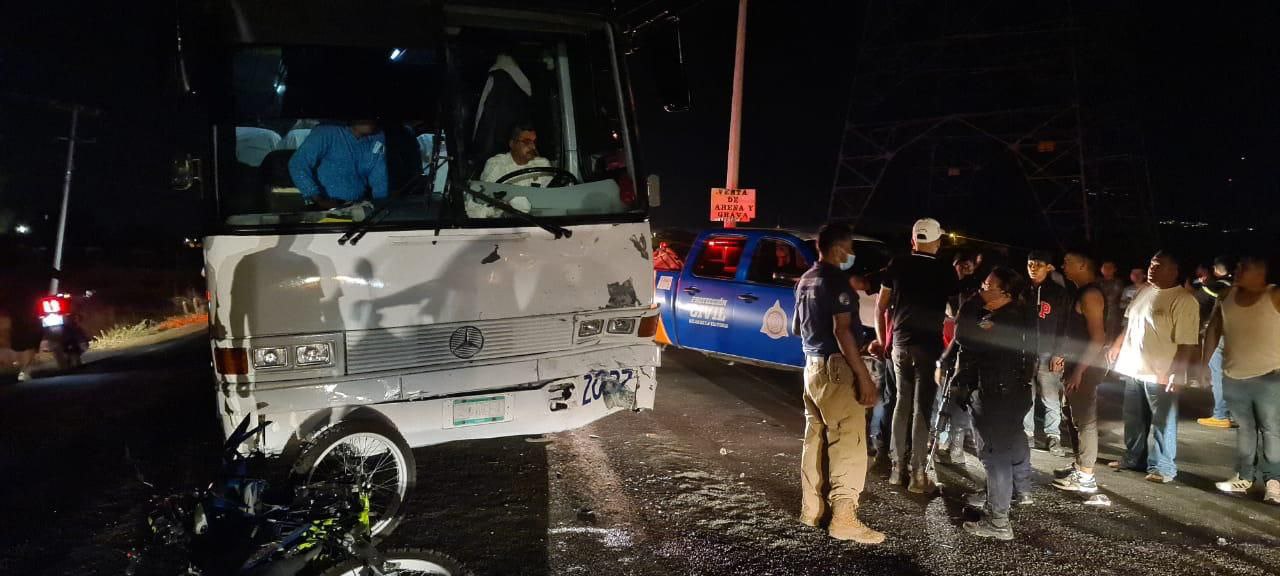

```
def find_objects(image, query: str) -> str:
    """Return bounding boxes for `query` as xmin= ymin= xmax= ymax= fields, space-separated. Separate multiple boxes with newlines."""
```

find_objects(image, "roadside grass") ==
xmin=90 ymin=313 xmax=208 ymax=351
xmin=2 ymin=313 xmax=208 ymax=377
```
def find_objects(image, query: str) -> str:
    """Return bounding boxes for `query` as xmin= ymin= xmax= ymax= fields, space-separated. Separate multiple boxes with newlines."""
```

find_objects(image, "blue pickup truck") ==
xmin=654 ymin=228 xmax=890 ymax=370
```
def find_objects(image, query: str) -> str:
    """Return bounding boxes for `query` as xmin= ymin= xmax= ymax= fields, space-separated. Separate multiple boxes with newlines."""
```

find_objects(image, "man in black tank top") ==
xmin=1052 ymin=248 xmax=1109 ymax=494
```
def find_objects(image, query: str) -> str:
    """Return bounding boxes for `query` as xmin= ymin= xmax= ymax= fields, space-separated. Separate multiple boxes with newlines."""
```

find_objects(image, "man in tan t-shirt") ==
xmin=1107 ymin=251 xmax=1200 ymax=483
xmin=1202 ymin=255 xmax=1280 ymax=505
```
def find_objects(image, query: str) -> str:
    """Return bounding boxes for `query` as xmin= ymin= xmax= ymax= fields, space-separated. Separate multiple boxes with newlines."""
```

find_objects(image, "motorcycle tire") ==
xmin=318 ymin=549 xmax=472 ymax=576
xmin=290 ymin=418 xmax=415 ymax=538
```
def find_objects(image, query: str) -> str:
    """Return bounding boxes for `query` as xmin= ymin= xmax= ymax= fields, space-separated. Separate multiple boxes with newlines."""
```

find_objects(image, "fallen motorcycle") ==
xmin=125 ymin=415 xmax=467 ymax=576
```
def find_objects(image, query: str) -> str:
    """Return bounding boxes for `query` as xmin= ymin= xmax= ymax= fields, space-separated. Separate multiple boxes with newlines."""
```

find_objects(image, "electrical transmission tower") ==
xmin=828 ymin=0 xmax=1156 ymax=253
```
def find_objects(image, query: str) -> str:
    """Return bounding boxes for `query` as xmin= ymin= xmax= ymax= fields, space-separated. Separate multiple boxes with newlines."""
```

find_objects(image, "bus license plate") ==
xmin=446 ymin=395 xmax=512 ymax=428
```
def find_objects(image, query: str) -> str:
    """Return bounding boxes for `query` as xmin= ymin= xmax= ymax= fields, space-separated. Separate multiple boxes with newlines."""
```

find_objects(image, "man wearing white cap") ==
xmin=874 ymin=217 xmax=959 ymax=493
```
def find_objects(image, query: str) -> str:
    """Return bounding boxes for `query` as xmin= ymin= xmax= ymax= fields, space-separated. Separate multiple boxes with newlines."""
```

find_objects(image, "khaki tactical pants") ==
xmin=802 ymin=354 xmax=870 ymax=508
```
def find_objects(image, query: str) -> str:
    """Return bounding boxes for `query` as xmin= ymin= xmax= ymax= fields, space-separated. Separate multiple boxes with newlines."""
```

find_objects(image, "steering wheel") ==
xmin=495 ymin=166 xmax=580 ymax=188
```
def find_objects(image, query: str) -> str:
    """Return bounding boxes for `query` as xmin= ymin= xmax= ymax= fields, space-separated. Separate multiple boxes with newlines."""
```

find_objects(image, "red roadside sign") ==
xmin=710 ymin=187 xmax=756 ymax=223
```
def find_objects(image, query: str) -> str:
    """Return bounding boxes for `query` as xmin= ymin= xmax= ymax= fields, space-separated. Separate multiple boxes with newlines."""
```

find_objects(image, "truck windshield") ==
xmin=218 ymin=22 xmax=642 ymax=230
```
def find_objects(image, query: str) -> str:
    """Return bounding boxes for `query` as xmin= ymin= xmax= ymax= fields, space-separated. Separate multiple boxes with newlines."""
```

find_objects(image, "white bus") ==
xmin=173 ymin=0 xmax=662 ymax=535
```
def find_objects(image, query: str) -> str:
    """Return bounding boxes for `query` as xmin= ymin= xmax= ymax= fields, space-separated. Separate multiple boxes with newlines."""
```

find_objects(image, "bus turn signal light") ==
xmin=638 ymin=315 xmax=660 ymax=338
xmin=215 ymin=347 xmax=249 ymax=375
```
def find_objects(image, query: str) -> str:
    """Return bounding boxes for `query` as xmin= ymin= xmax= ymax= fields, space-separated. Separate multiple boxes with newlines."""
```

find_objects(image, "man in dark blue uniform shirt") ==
xmin=792 ymin=223 xmax=883 ymax=544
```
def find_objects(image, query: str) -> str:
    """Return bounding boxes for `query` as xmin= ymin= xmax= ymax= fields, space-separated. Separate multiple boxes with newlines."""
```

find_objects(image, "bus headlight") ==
xmin=607 ymin=318 xmax=637 ymax=334
xmin=294 ymin=343 xmax=333 ymax=366
xmin=252 ymin=347 xmax=289 ymax=369
xmin=578 ymin=319 xmax=604 ymax=338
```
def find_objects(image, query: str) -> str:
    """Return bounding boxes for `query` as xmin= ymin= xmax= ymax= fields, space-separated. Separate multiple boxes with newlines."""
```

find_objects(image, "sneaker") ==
xmin=1053 ymin=470 xmax=1099 ymax=493
xmin=1215 ymin=475 xmax=1252 ymax=494
xmin=1197 ymin=417 xmax=1233 ymax=429
xmin=962 ymin=516 xmax=1014 ymax=541
xmin=964 ymin=490 xmax=1031 ymax=508
xmin=1053 ymin=465 xmax=1076 ymax=479
xmin=888 ymin=463 xmax=904 ymax=486
xmin=16 ymin=371 xmax=30 ymax=382
xmin=1108 ymin=459 xmax=1140 ymax=472
xmin=1047 ymin=437 xmax=1068 ymax=457
xmin=908 ymin=471 xmax=937 ymax=494
xmin=1145 ymin=472 xmax=1174 ymax=484
xmin=1265 ymin=480 xmax=1280 ymax=505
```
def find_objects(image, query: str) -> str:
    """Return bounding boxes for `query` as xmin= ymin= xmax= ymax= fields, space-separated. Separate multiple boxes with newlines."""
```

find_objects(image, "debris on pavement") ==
xmin=1083 ymin=494 xmax=1112 ymax=507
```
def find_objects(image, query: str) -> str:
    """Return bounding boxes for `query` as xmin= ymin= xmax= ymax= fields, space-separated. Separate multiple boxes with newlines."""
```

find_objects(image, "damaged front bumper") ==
xmin=218 ymin=343 xmax=659 ymax=454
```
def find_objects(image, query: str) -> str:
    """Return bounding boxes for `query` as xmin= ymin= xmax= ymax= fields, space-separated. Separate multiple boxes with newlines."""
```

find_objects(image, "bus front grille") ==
xmin=344 ymin=315 xmax=574 ymax=374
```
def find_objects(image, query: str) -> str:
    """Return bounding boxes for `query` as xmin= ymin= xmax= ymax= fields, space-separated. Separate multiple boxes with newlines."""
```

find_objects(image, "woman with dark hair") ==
xmin=939 ymin=265 xmax=1037 ymax=540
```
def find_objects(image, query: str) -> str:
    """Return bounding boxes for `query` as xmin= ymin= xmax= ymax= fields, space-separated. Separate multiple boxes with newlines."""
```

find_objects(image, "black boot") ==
xmin=962 ymin=513 xmax=1014 ymax=541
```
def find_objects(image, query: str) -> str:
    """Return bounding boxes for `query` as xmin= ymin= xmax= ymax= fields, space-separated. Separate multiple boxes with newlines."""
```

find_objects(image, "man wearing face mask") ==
xmin=939 ymin=266 xmax=1037 ymax=540
xmin=793 ymin=223 xmax=883 ymax=544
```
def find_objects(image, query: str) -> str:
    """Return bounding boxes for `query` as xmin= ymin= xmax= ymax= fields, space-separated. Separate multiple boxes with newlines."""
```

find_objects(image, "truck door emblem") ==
xmin=449 ymin=326 xmax=485 ymax=358
xmin=761 ymin=300 xmax=789 ymax=340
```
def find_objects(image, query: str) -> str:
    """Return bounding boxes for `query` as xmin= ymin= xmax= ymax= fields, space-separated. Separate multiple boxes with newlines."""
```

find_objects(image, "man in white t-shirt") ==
xmin=480 ymin=124 xmax=551 ymax=187
xmin=1107 ymin=251 xmax=1200 ymax=483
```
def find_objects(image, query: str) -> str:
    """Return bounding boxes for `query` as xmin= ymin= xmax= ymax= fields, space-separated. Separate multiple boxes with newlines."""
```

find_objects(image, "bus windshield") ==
xmin=220 ymin=21 xmax=642 ymax=230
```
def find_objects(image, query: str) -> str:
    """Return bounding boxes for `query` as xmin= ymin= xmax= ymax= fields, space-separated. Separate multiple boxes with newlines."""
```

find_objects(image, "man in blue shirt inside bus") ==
xmin=288 ymin=120 xmax=389 ymax=209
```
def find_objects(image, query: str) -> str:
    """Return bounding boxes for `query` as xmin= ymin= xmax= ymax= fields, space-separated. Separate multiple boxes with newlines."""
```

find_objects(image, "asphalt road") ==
xmin=2 ymin=336 xmax=1278 ymax=575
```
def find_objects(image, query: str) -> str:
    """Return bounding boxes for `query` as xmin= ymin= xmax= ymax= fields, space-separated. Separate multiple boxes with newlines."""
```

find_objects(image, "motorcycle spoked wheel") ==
xmin=290 ymin=419 xmax=416 ymax=538
xmin=318 ymin=549 xmax=472 ymax=576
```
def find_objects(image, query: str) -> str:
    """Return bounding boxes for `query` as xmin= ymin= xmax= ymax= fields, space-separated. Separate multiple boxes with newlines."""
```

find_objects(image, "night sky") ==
xmin=2 ymin=1 xmax=1277 ymax=264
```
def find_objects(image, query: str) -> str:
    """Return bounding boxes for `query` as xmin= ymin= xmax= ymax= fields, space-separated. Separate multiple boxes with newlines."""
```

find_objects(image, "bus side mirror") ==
xmin=172 ymin=155 xmax=201 ymax=191
xmin=646 ymin=174 xmax=661 ymax=208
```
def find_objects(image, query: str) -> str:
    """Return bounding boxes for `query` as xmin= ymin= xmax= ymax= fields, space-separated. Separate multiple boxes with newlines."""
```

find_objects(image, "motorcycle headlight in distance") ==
xmin=578 ymin=319 xmax=605 ymax=338
xmin=294 ymin=342 xmax=333 ymax=366
xmin=252 ymin=347 xmax=289 ymax=369
xmin=607 ymin=317 xmax=637 ymax=334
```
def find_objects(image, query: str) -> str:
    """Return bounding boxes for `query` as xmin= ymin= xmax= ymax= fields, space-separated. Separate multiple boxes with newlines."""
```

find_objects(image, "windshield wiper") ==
xmin=338 ymin=166 xmax=573 ymax=244
xmin=341 ymin=126 xmax=449 ymax=246
xmin=463 ymin=183 xmax=573 ymax=240
xmin=336 ymin=172 xmax=430 ymax=246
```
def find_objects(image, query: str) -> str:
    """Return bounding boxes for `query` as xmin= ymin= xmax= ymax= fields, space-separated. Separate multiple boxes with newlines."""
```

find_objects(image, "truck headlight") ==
xmin=578 ymin=319 xmax=604 ymax=338
xmin=294 ymin=343 xmax=333 ymax=366
xmin=252 ymin=347 xmax=289 ymax=369
xmin=607 ymin=318 xmax=637 ymax=334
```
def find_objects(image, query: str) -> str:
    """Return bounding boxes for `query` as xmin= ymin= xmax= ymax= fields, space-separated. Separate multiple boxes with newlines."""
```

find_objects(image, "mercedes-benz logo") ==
xmin=449 ymin=326 xmax=485 ymax=359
